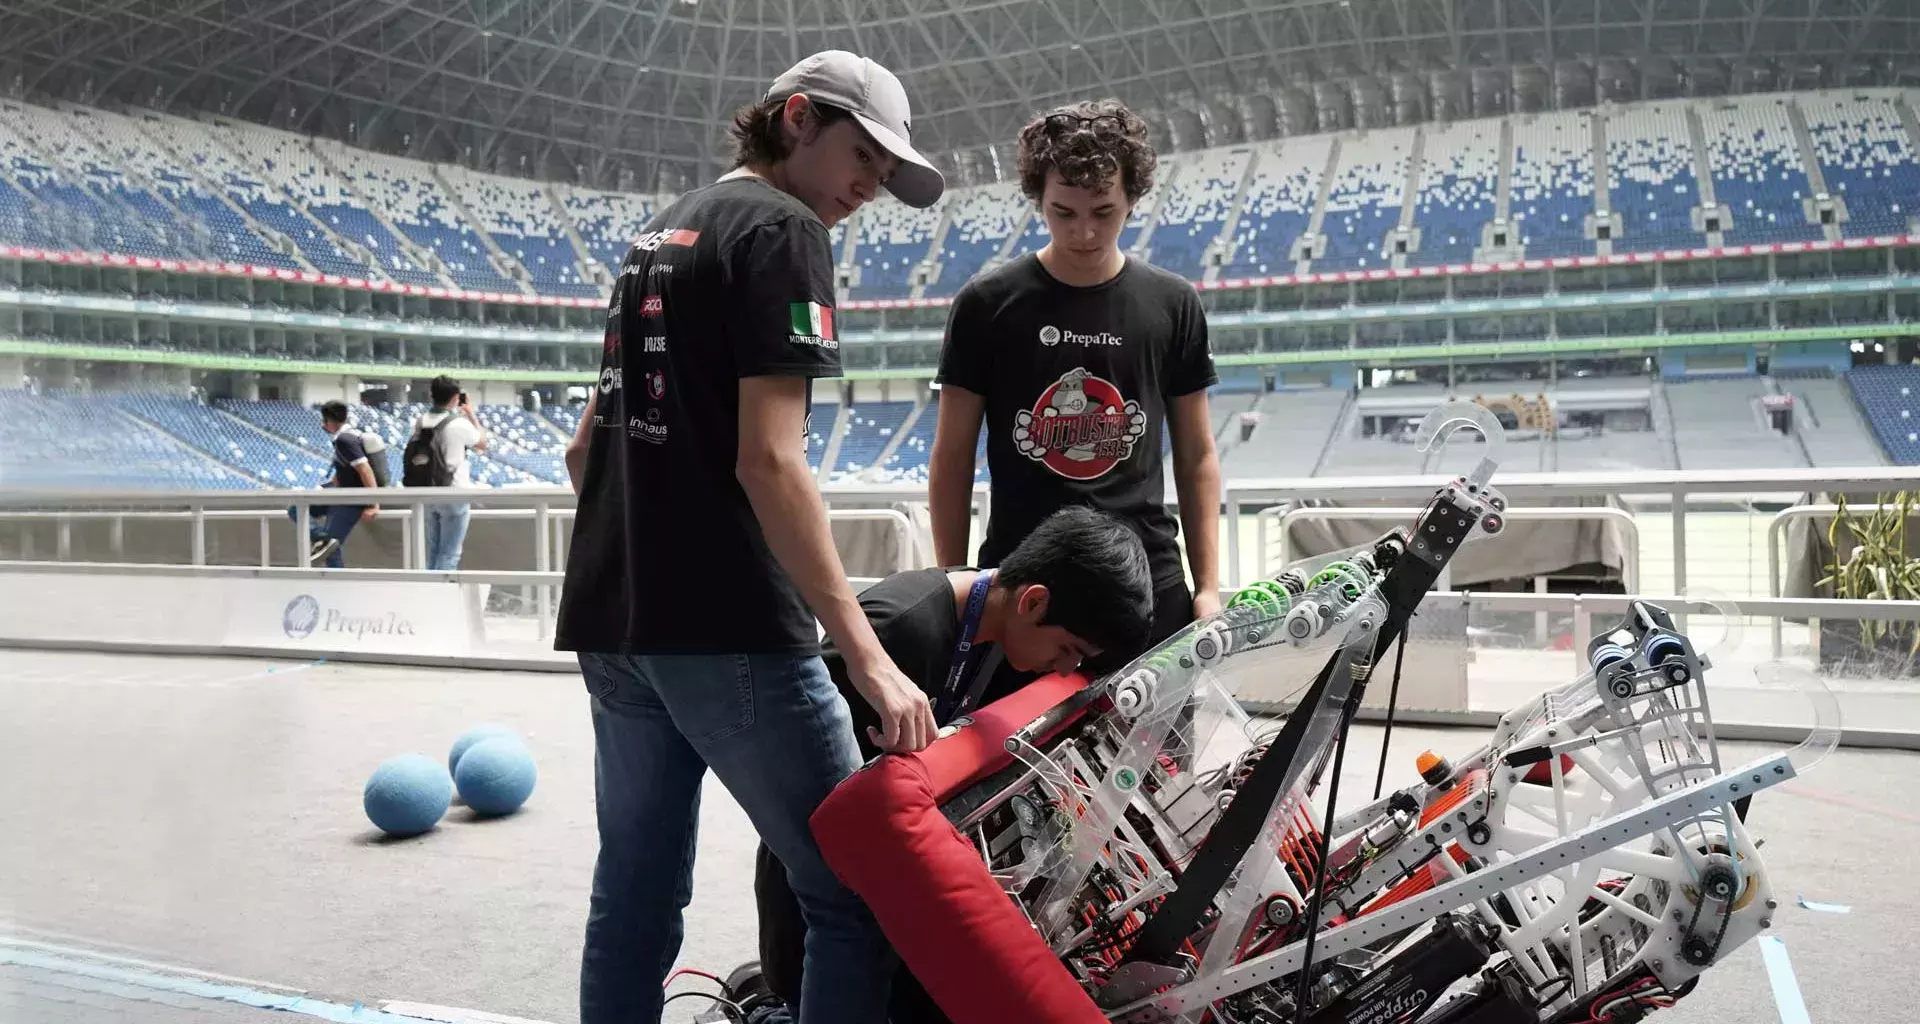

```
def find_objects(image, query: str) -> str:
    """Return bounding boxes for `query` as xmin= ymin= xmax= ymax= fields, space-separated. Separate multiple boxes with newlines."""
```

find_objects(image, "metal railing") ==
xmin=1257 ymin=505 xmax=1642 ymax=591
xmin=0 ymin=492 xmax=928 ymax=641
xmin=1215 ymin=465 xmax=1920 ymax=590
xmin=3 ymin=557 xmax=1913 ymax=746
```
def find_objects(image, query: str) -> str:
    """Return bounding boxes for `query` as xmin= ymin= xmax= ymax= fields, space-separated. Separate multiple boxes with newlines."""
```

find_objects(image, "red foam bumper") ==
xmin=810 ymin=673 xmax=1109 ymax=1024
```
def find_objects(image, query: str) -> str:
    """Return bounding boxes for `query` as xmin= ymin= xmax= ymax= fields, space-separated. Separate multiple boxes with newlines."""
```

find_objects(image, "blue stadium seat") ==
xmin=112 ymin=393 xmax=329 ymax=486
xmin=1408 ymin=120 xmax=1501 ymax=267
xmin=1312 ymin=130 xmax=1415 ymax=272
xmin=1700 ymin=97 xmax=1824 ymax=246
xmin=1510 ymin=111 xmax=1597 ymax=260
xmin=1148 ymin=148 xmax=1254 ymax=279
xmin=1606 ymin=104 xmax=1709 ymax=253
xmin=1846 ymin=366 xmax=1920 ymax=464
xmin=0 ymin=390 xmax=260 ymax=490
xmin=1800 ymin=92 xmax=1919 ymax=239
xmin=849 ymin=200 xmax=940 ymax=300
xmin=444 ymin=167 xmax=599 ymax=297
xmin=1222 ymin=138 xmax=1330 ymax=278
xmin=923 ymin=185 xmax=1025 ymax=298
xmin=562 ymin=187 xmax=659 ymax=280
xmin=829 ymin=402 xmax=915 ymax=481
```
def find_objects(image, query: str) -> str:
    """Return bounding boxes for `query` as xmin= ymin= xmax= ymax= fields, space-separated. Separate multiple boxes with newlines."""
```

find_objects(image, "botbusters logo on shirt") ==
xmin=282 ymin=594 xmax=417 ymax=642
xmin=1039 ymin=325 xmax=1124 ymax=348
xmin=1013 ymin=368 xmax=1147 ymax=481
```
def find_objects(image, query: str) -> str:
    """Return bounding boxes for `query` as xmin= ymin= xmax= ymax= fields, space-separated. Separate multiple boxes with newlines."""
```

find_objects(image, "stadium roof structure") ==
xmin=3 ymin=0 xmax=1918 ymax=192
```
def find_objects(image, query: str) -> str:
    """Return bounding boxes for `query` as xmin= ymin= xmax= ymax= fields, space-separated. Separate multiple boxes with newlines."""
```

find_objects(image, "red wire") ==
xmin=664 ymin=967 xmax=726 ymax=991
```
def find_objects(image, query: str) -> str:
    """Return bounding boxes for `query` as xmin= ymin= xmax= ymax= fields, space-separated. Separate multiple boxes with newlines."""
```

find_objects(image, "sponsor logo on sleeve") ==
xmin=646 ymin=369 xmax=666 ymax=401
xmin=641 ymin=295 xmax=663 ymax=316
xmin=642 ymin=336 xmax=667 ymax=353
xmin=598 ymin=366 xmax=622 ymax=396
xmin=635 ymin=227 xmax=700 ymax=252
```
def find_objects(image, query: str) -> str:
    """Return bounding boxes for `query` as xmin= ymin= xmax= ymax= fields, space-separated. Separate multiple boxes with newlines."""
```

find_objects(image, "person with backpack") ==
xmin=404 ymin=375 xmax=488 ymax=570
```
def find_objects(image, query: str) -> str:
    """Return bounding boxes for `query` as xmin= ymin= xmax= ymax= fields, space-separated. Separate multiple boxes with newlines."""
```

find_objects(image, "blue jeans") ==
xmin=577 ymin=652 xmax=893 ymax=1024
xmin=425 ymin=501 xmax=471 ymax=571
xmin=287 ymin=504 xmax=359 ymax=568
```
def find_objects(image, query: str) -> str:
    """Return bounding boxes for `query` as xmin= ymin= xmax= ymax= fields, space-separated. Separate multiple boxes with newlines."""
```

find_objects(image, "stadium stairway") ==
xmin=543 ymin=184 xmax=609 ymax=292
xmin=431 ymin=164 xmax=536 ymax=296
xmin=109 ymin=393 xmax=330 ymax=488
xmin=306 ymin=141 xmax=458 ymax=291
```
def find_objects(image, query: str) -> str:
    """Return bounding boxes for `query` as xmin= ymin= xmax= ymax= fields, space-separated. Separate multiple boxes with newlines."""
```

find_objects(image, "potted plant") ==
xmin=1818 ymin=492 xmax=1920 ymax=676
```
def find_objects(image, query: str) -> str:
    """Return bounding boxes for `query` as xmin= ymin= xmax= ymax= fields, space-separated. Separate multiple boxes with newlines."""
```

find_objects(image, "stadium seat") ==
xmin=1699 ymin=97 xmax=1824 ymax=246
xmin=923 ymin=184 xmax=1025 ymax=297
xmin=0 ymin=390 xmax=261 ymax=490
xmin=444 ymin=166 xmax=600 ymax=298
xmin=1146 ymin=148 xmax=1254 ymax=279
xmin=1221 ymin=137 xmax=1331 ymax=279
xmin=1799 ymin=91 xmax=1919 ymax=240
xmin=1606 ymin=104 xmax=1709 ymax=253
xmin=560 ymin=186 xmax=659 ymax=281
xmin=1510 ymin=111 xmax=1597 ymax=260
xmin=1312 ymin=129 xmax=1415 ymax=272
xmin=1846 ymin=365 xmax=1920 ymax=465
xmin=849 ymin=198 xmax=943 ymax=300
xmin=1407 ymin=119 xmax=1501 ymax=267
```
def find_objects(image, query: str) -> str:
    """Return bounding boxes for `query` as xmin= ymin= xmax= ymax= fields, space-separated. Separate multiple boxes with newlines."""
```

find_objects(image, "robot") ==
xmin=804 ymin=401 xmax=1835 ymax=1024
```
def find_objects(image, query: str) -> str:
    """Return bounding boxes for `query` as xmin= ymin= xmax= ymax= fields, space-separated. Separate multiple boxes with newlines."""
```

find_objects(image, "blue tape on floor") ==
xmin=0 ymin=946 xmax=426 ymax=1023
xmin=1757 ymin=936 xmax=1813 ymax=1024
xmin=1797 ymin=894 xmax=1851 ymax=913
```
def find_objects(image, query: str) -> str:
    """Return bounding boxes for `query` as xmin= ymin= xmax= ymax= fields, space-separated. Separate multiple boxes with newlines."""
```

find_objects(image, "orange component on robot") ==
xmin=1419 ymin=768 xmax=1488 ymax=828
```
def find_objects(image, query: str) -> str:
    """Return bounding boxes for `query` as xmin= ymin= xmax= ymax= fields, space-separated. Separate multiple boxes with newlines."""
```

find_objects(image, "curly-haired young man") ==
xmin=928 ymin=99 xmax=1223 ymax=672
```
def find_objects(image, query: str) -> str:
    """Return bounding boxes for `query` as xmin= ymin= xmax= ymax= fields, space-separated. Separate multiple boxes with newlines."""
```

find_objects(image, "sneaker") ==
xmin=309 ymin=537 xmax=340 ymax=564
xmin=744 ymin=1004 xmax=794 ymax=1024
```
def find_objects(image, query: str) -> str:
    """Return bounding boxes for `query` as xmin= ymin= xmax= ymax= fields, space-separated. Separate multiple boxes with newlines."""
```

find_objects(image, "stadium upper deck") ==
xmin=0 ymin=89 xmax=1912 ymax=309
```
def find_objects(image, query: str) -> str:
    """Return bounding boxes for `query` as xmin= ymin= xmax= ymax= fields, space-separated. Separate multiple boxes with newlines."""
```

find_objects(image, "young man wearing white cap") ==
xmin=557 ymin=50 xmax=945 ymax=1024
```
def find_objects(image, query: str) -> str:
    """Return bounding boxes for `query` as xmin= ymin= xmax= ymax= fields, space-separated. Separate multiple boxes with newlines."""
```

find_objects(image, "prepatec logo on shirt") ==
xmin=1039 ymin=325 xmax=1123 ymax=348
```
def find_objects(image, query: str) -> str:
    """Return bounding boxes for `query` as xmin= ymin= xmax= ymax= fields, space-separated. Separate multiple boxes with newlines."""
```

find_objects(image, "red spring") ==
xmin=1275 ymin=805 xmax=1324 ymax=887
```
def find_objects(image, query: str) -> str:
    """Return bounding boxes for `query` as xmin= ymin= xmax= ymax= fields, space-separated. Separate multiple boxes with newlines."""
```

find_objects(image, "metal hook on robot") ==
xmin=1412 ymin=398 xmax=1508 ymax=490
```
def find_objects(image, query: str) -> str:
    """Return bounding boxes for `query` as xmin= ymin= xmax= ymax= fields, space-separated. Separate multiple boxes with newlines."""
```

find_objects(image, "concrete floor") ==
xmin=2 ymin=649 xmax=1914 ymax=1023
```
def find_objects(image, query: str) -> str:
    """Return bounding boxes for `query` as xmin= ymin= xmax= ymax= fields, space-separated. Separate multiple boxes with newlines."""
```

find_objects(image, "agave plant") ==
xmin=1819 ymin=491 xmax=1920 ymax=654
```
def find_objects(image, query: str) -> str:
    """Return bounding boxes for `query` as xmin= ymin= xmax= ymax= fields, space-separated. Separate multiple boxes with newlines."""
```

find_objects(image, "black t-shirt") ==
xmin=330 ymin=429 xmax=369 ymax=486
xmin=821 ymin=568 xmax=1021 ymax=760
xmin=935 ymin=254 xmax=1217 ymax=588
xmin=556 ymin=177 xmax=842 ymax=655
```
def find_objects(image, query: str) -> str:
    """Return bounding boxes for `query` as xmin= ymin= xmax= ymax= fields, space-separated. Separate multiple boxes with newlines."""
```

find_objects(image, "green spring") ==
xmin=1312 ymin=560 xmax=1371 ymax=602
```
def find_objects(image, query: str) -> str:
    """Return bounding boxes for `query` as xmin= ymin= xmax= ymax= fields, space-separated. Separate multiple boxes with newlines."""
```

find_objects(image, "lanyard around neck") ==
xmin=933 ymin=569 xmax=996 ymax=724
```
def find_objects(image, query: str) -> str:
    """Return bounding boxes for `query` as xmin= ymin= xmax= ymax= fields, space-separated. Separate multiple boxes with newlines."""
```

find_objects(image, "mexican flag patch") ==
xmin=789 ymin=301 xmax=835 ymax=341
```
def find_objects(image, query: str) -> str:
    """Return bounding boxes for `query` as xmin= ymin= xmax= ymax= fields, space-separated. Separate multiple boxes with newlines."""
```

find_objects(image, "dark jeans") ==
xmin=286 ymin=504 xmax=361 ymax=568
xmin=576 ymin=652 xmax=893 ymax=1024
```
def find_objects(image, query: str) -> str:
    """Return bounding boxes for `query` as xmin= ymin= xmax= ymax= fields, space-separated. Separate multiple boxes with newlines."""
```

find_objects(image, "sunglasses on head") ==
xmin=1043 ymin=112 xmax=1125 ymax=135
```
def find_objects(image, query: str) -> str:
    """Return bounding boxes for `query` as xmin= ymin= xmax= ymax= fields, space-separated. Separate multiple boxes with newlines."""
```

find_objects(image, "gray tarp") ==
xmin=1273 ymin=496 xmax=1634 ymax=588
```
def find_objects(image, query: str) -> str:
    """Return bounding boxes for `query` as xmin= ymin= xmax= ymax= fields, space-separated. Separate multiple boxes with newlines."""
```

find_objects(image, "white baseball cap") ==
xmin=766 ymin=50 xmax=946 ymax=209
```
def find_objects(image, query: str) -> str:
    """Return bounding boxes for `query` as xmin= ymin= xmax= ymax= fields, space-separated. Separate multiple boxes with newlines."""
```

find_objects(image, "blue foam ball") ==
xmin=454 ymin=737 xmax=538 ymax=817
xmin=363 ymin=753 xmax=452 ymax=837
xmin=448 ymin=723 xmax=523 ymax=774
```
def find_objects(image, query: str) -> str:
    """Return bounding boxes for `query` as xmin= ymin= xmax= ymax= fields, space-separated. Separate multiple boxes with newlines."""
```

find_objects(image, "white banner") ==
xmin=0 ymin=572 xmax=483 ymax=659
xmin=222 ymin=577 xmax=481 ymax=658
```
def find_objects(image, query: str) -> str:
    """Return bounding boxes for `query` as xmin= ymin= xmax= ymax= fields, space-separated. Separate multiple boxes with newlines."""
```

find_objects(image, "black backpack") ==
xmin=403 ymin=413 xmax=459 ymax=487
